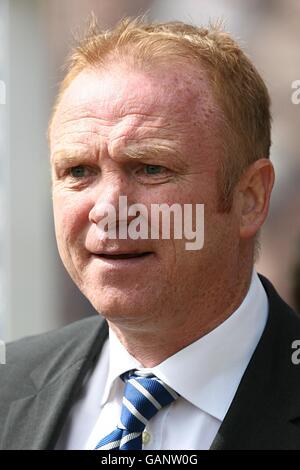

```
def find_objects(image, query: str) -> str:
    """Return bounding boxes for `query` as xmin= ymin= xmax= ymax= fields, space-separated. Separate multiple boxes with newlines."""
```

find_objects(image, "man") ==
xmin=1 ymin=17 xmax=300 ymax=450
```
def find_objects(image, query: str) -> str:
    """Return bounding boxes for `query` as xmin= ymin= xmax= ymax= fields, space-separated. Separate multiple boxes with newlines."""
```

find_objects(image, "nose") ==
xmin=88 ymin=171 xmax=133 ymax=225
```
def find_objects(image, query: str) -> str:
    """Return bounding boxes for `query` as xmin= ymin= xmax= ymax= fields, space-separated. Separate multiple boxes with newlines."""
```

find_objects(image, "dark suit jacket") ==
xmin=1 ymin=276 xmax=300 ymax=450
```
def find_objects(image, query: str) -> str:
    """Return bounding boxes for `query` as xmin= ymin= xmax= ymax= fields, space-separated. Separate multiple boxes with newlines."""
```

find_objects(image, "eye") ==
xmin=134 ymin=163 xmax=173 ymax=185
xmin=69 ymin=165 xmax=90 ymax=178
xmin=144 ymin=165 xmax=165 ymax=175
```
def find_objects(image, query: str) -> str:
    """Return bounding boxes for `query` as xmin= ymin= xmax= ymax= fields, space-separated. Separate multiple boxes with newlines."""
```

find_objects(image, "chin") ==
xmin=86 ymin=288 xmax=149 ymax=321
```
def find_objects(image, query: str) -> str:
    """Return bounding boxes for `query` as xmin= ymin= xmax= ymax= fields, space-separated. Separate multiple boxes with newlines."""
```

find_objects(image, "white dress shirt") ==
xmin=55 ymin=270 xmax=268 ymax=450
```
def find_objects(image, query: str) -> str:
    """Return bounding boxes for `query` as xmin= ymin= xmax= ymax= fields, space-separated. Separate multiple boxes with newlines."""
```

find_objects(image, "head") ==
xmin=49 ymin=17 xmax=274 ymax=333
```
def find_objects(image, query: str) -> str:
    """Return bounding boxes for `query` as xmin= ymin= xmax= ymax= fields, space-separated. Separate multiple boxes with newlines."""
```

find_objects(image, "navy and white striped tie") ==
xmin=95 ymin=369 xmax=179 ymax=450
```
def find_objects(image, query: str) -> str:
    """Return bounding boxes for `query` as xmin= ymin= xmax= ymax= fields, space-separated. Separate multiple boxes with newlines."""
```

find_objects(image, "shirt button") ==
xmin=142 ymin=431 xmax=151 ymax=445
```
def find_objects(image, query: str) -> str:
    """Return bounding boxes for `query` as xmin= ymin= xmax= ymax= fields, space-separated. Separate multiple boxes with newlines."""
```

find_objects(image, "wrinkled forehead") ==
xmin=50 ymin=62 xmax=221 ymax=137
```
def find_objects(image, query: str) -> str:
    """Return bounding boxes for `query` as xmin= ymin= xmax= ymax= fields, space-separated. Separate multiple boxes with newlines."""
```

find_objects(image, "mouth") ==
xmin=93 ymin=252 xmax=153 ymax=260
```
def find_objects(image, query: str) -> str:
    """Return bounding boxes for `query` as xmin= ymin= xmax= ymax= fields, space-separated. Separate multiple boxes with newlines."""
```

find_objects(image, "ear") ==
xmin=238 ymin=159 xmax=275 ymax=240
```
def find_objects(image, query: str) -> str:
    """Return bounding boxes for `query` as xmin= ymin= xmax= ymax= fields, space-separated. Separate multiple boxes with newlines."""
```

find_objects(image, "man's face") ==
xmin=50 ymin=63 xmax=240 ymax=330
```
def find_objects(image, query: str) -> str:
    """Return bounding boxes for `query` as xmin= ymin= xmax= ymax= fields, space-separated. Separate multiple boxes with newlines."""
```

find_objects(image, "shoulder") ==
xmin=0 ymin=315 xmax=108 ymax=395
xmin=6 ymin=315 xmax=106 ymax=362
xmin=248 ymin=275 xmax=300 ymax=416
xmin=259 ymin=274 xmax=300 ymax=333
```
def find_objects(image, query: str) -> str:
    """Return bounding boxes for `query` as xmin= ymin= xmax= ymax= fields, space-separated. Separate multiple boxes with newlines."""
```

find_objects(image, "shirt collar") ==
xmin=100 ymin=329 xmax=142 ymax=406
xmin=102 ymin=270 xmax=268 ymax=421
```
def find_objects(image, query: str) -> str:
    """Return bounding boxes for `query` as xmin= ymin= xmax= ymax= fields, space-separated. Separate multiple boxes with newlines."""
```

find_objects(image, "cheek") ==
xmin=52 ymin=191 xmax=91 ymax=247
xmin=205 ymin=210 xmax=240 ymax=258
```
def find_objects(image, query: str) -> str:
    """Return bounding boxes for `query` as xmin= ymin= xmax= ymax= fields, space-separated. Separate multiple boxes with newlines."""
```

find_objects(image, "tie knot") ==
xmin=95 ymin=369 xmax=179 ymax=450
xmin=120 ymin=369 xmax=179 ymax=433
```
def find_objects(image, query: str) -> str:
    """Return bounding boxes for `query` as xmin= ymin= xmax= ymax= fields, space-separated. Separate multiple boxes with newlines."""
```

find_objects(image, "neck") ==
xmin=108 ymin=266 xmax=254 ymax=367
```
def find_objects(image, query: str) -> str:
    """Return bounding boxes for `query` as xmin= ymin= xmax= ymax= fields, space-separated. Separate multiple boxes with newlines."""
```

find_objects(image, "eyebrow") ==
xmin=51 ymin=148 xmax=95 ymax=166
xmin=51 ymin=142 xmax=188 ymax=170
xmin=122 ymin=142 xmax=188 ymax=170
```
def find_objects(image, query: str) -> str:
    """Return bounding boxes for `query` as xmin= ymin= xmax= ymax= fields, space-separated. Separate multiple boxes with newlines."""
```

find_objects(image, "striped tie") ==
xmin=95 ymin=369 xmax=179 ymax=450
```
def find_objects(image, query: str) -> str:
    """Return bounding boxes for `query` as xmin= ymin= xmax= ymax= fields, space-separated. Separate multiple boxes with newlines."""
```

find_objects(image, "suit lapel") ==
xmin=1 ymin=318 xmax=108 ymax=449
xmin=210 ymin=276 xmax=300 ymax=449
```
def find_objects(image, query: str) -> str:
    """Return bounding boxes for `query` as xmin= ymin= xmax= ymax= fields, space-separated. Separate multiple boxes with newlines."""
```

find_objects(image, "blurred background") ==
xmin=0 ymin=0 xmax=299 ymax=341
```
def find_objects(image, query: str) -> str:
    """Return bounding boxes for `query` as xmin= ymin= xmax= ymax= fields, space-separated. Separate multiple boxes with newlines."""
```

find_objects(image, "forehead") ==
xmin=55 ymin=60 xmax=220 ymax=118
xmin=62 ymin=60 xmax=213 ymax=103
xmin=50 ymin=62 xmax=223 ymax=159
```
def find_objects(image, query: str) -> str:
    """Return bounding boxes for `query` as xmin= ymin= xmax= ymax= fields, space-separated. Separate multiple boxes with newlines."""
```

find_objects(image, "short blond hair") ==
xmin=49 ymin=17 xmax=271 ymax=211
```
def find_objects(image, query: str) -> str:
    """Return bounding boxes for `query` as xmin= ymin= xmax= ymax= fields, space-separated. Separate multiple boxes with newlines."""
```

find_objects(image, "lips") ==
xmin=97 ymin=252 xmax=153 ymax=260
